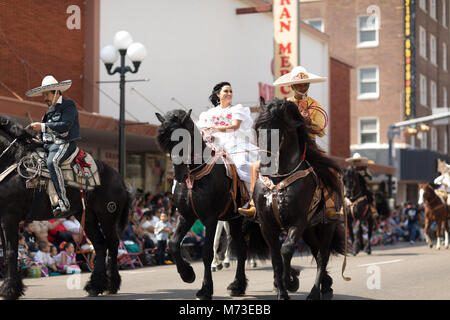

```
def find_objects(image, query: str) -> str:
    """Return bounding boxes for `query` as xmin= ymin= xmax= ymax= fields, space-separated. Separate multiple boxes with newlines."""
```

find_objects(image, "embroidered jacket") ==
xmin=41 ymin=96 xmax=81 ymax=144
xmin=288 ymin=95 xmax=326 ymax=140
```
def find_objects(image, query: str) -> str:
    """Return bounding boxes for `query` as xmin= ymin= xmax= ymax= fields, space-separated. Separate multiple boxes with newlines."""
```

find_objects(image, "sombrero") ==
xmin=345 ymin=153 xmax=369 ymax=166
xmin=273 ymin=66 xmax=327 ymax=87
xmin=25 ymin=75 xmax=72 ymax=97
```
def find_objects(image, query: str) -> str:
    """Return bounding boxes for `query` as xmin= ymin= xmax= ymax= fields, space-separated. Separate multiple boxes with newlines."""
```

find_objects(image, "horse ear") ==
xmin=155 ymin=113 xmax=165 ymax=124
xmin=182 ymin=109 xmax=192 ymax=123
xmin=259 ymin=96 xmax=265 ymax=107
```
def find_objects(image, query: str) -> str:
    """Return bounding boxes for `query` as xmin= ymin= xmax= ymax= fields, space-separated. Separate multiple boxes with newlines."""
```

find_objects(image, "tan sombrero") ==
xmin=25 ymin=75 xmax=72 ymax=97
xmin=273 ymin=66 xmax=327 ymax=87
xmin=345 ymin=153 xmax=369 ymax=166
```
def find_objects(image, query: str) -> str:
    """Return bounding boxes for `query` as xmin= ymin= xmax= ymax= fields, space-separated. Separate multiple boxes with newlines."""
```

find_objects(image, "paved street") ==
xmin=15 ymin=241 xmax=450 ymax=300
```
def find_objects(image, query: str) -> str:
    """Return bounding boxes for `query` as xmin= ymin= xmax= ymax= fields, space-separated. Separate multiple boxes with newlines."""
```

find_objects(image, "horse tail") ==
xmin=330 ymin=218 xmax=347 ymax=256
xmin=375 ymin=192 xmax=390 ymax=218
xmin=236 ymin=217 xmax=270 ymax=261
xmin=118 ymin=189 xmax=133 ymax=236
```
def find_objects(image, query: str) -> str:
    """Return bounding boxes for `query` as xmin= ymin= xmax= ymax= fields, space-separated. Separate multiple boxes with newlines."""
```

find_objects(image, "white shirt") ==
xmin=41 ymin=95 xmax=63 ymax=133
xmin=63 ymin=218 xmax=81 ymax=233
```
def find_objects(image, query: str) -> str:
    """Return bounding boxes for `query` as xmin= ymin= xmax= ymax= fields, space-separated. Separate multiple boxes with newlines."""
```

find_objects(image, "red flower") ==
xmin=220 ymin=121 xmax=226 ymax=126
xmin=215 ymin=122 xmax=219 ymax=126
xmin=227 ymin=114 xmax=232 ymax=119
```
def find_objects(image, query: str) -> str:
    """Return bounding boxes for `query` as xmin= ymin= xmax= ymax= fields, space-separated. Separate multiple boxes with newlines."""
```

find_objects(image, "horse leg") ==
xmin=261 ymin=224 xmax=288 ymax=300
xmin=211 ymin=220 xmax=224 ymax=272
xmin=365 ymin=215 xmax=373 ymax=255
xmin=352 ymin=219 xmax=361 ymax=255
xmin=445 ymin=213 xmax=449 ymax=249
xmin=308 ymin=223 xmax=336 ymax=300
xmin=195 ymin=218 xmax=217 ymax=300
xmin=436 ymin=220 xmax=442 ymax=250
xmin=280 ymin=226 xmax=302 ymax=293
xmin=169 ymin=214 xmax=196 ymax=283
xmin=0 ymin=216 xmax=24 ymax=300
xmin=83 ymin=218 xmax=108 ymax=297
xmin=424 ymin=217 xmax=432 ymax=248
xmin=97 ymin=214 xmax=121 ymax=294
xmin=223 ymin=221 xmax=231 ymax=268
xmin=226 ymin=218 xmax=248 ymax=297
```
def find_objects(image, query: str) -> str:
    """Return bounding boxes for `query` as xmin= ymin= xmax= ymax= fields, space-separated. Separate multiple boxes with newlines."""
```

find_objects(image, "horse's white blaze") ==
xmin=418 ymin=188 xmax=424 ymax=205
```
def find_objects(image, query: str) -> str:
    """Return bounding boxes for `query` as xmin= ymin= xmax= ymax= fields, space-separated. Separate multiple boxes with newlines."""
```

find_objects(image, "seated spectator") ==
xmin=48 ymin=219 xmax=74 ymax=247
xmin=182 ymin=220 xmax=205 ymax=260
xmin=18 ymin=234 xmax=33 ymax=270
xmin=122 ymin=213 xmax=142 ymax=252
xmin=33 ymin=220 xmax=63 ymax=245
xmin=49 ymin=245 xmax=60 ymax=270
xmin=55 ymin=242 xmax=80 ymax=274
xmin=34 ymin=241 xmax=58 ymax=274
xmin=138 ymin=210 xmax=156 ymax=249
xmin=22 ymin=222 xmax=38 ymax=253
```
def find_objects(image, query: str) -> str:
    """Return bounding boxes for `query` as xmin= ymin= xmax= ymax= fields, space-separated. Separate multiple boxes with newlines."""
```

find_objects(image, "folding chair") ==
xmin=118 ymin=241 xmax=144 ymax=269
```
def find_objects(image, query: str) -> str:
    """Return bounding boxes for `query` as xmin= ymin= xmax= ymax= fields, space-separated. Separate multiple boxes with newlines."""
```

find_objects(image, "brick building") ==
xmin=301 ymin=0 xmax=450 ymax=203
xmin=0 ymin=0 xmax=168 ymax=192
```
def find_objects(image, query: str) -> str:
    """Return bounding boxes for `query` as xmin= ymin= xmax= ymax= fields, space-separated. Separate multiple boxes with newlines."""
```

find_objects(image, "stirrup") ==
xmin=238 ymin=200 xmax=256 ymax=217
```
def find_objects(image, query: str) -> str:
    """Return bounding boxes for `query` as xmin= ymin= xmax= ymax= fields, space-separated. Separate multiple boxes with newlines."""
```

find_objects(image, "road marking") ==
xmin=357 ymin=259 xmax=403 ymax=267
xmin=126 ymin=270 xmax=157 ymax=275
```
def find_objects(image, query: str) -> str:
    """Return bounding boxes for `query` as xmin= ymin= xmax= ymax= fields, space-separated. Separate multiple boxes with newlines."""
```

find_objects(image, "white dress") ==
xmin=197 ymin=104 xmax=258 ymax=183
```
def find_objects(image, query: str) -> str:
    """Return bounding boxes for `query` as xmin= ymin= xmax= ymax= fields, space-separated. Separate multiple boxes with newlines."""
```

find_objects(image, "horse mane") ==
xmin=0 ymin=115 xmax=35 ymax=162
xmin=156 ymin=109 xmax=193 ymax=153
xmin=255 ymin=98 xmax=341 ymax=196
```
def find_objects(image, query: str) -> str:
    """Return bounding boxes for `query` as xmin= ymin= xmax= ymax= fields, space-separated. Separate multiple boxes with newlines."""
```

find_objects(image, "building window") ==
xmin=357 ymin=15 xmax=379 ymax=47
xmin=431 ymin=80 xmax=437 ymax=108
xmin=420 ymin=0 xmax=427 ymax=12
xmin=358 ymin=66 xmax=379 ymax=99
xmin=443 ymin=87 xmax=448 ymax=108
xmin=430 ymin=0 xmax=437 ymax=20
xmin=419 ymin=26 xmax=427 ymax=59
xmin=443 ymin=43 xmax=448 ymax=71
xmin=304 ymin=19 xmax=324 ymax=32
xmin=420 ymin=74 xmax=428 ymax=106
xmin=444 ymin=0 xmax=448 ymax=27
xmin=430 ymin=34 xmax=437 ymax=65
xmin=431 ymin=127 xmax=438 ymax=151
xmin=359 ymin=119 xmax=378 ymax=144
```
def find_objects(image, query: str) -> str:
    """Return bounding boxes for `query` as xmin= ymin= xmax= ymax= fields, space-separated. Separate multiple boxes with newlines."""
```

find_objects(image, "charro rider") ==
xmin=25 ymin=75 xmax=81 ymax=216
xmin=239 ymin=66 xmax=339 ymax=217
xmin=345 ymin=153 xmax=378 ymax=217
xmin=434 ymin=160 xmax=450 ymax=205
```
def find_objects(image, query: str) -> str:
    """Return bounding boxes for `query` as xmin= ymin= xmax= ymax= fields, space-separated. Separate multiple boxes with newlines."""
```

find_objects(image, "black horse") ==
xmin=343 ymin=167 xmax=374 ymax=255
xmin=156 ymin=109 xmax=268 ymax=300
xmin=0 ymin=115 xmax=130 ymax=300
xmin=253 ymin=98 xmax=348 ymax=300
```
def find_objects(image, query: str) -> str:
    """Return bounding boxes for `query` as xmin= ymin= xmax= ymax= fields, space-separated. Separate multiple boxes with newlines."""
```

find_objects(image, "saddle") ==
xmin=19 ymin=148 xmax=101 ymax=207
xmin=185 ymin=150 xmax=249 ymax=219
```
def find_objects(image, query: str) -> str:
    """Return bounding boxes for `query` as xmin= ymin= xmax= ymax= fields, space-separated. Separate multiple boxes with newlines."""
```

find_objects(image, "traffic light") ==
xmin=418 ymin=123 xmax=430 ymax=132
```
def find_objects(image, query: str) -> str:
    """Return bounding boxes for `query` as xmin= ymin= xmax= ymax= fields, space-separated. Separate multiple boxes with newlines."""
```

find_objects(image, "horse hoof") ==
xmin=217 ymin=263 xmax=223 ymax=271
xmin=196 ymin=289 xmax=212 ymax=300
xmin=277 ymin=292 xmax=290 ymax=300
xmin=307 ymin=286 xmax=321 ymax=300
xmin=180 ymin=267 xmax=196 ymax=284
xmin=321 ymin=289 xmax=334 ymax=300
xmin=224 ymin=262 xmax=230 ymax=268
xmin=286 ymin=276 xmax=299 ymax=293
xmin=229 ymin=289 xmax=245 ymax=297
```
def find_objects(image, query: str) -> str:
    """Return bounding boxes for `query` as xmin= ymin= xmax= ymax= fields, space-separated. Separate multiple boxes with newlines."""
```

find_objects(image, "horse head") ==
xmin=343 ymin=167 xmax=363 ymax=200
xmin=156 ymin=109 xmax=203 ymax=181
xmin=418 ymin=182 xmax=434 ymax=205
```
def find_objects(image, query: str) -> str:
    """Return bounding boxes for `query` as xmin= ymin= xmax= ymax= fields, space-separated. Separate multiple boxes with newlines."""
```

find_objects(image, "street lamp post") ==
xmin=100 ymin=31 xmax=147 ymax=177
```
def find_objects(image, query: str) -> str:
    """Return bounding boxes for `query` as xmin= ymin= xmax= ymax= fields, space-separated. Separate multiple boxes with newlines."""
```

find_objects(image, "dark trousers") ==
xmin=44 ymin=142 xmax=77 ymax=206
xmin=157 ymin=240 xmax=167 ymax=265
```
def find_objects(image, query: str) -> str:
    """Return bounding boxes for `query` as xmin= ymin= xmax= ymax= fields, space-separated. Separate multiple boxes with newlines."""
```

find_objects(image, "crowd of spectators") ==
xmin=358 ymin=202 xmax=427 ymax=247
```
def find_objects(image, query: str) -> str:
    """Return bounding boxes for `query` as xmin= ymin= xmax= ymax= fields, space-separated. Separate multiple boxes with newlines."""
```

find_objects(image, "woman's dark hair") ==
xmin=209 ymin=82 xmax=231 ymax=106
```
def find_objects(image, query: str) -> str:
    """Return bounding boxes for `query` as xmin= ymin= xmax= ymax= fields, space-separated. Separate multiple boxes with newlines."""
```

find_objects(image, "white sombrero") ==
xmin=273 ymin=66 xmax=327 ymax=87
xmin=345 ymin=153 xmax=369 ymax=165
xmin=25 ymin=75 xmax=72 ymax=97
